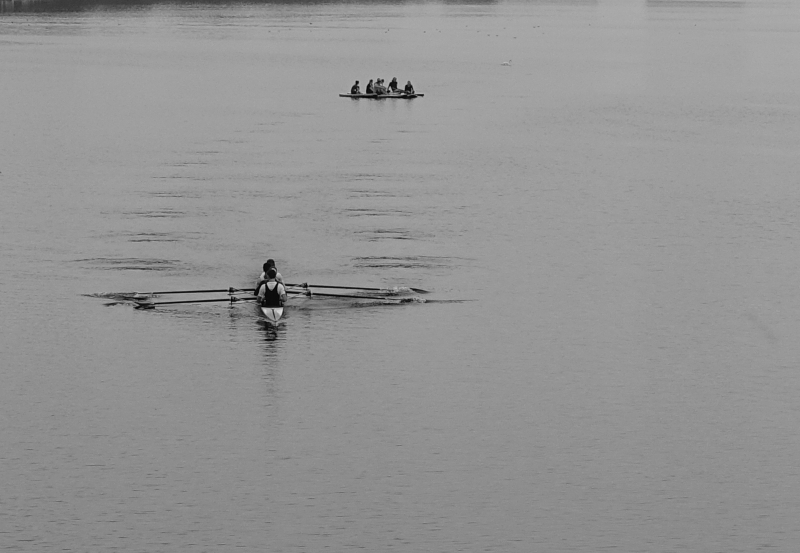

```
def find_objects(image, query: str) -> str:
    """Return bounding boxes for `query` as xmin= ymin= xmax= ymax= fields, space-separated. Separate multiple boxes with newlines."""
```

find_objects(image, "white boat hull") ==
xmin=259 ymin=305 xmax=284 ymax=324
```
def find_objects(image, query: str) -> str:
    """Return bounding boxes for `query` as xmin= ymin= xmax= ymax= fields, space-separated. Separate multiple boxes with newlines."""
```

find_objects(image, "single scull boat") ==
xmin=124 ymin=284 xmax=426 ymax=321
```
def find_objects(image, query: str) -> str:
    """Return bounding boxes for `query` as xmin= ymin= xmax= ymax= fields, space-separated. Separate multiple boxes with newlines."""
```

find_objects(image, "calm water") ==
xmin=2 ymin=0 xmax=800 ymax=551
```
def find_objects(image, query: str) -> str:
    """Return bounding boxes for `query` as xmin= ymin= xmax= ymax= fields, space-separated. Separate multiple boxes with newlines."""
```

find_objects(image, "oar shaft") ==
xmin=286 ymin=283 xmax=384 ymax=291
xmin=138 ymin=297 xmax=256 ymax=306
xmin=142 ymin=288 xmax=255 ymax=295
xmin=147 ymin=289 xmax=232 ymax=295
xmin=286 ymin=283 xmax=427 ymax=293
xmin=139 ymin=284 xmax=428 ymax=295
xmin=287 ymin=290 xmax=392 ymax=301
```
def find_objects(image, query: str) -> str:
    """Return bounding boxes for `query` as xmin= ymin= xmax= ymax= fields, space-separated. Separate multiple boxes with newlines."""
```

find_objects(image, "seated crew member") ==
xmin=255 ymin=259 xmax=284 ymax=290
xmin=351 ymin=80 xmax=360 ymax=94
xmin=388 ymin=77 xmax=399 ymax=93
xmin=373 ymin=79 xmax=388 ymax=95
xmin=257 ymin=268 xmax=287 ymax=307
xmin=404 ymin=81 xmax=414 ymax=94
xmin=365 ymin=79 xmax=374 ymax=94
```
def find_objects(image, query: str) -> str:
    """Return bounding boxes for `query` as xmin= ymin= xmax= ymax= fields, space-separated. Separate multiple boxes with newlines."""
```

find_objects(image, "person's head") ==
xmin=407 ymin=81 xmax=412 ymax=85
xmin=267 ymin=268 xmax=277 ymax=279
xmin=262 ymin=262 xmax=271 ymax=273
xmin=368 ymin=79 xmax=373 ymax=83
xmin=355 ymin=80 xmax=359 ymax=84
xmin=391 ymin=77 xmax=397 ymax=82
xmin=266 ymin=259 xmax=275 ymax=268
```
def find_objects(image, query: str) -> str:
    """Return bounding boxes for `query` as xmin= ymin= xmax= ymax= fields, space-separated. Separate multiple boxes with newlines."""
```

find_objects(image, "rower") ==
xmin=256 ymin=268 xmax=287 ymax=307
xmin=373 ymin=79 xmax=388 ymax=95
xmin=388 ymin=77 xmax=399 ymax=93
xmin=255 ymin=259 xmax=283 ymax=290
xmin=351 ymin=80 xmax=360 ymax=94
xmin=404 ymin=81 xmax=414 ymax=94
xmin=365 ymin=79 xmax=374 ymax=94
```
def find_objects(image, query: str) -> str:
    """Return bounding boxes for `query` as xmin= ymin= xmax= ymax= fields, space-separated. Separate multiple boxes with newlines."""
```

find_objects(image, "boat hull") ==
xmin=339 ymin=93 xmax=423 ymax=99
xmin=258 ymin=305 xmax=284 ymax=324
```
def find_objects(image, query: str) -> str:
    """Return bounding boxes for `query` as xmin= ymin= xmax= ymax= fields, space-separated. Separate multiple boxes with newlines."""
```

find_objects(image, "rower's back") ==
xmin=258 ymin=268 xmax=285 ymax=307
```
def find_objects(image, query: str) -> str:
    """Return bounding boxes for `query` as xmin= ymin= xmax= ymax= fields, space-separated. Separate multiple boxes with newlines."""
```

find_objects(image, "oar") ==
xmin=285 ymin=283 xmax=429 ymax=294
xmin=134 ymin=296 xmax=256 ymax=309
xmin=132 ymin=287 xmax=253 ymax=296
xmin=286 ymin=290 xmax=398 ymax=301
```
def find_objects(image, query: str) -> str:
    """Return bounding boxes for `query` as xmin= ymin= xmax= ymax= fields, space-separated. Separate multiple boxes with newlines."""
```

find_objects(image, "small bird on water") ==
xmin=501 ymin=60 xmax=511 ymax=66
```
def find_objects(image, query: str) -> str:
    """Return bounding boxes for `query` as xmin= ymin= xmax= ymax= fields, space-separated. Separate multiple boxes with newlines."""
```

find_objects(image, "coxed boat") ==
xmin=340 ymin=93 xmax=424 ymax=99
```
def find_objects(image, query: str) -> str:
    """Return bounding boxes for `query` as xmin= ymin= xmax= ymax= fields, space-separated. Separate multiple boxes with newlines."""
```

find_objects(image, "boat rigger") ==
xmin=120 ymin=283 xmax=427 ymax=324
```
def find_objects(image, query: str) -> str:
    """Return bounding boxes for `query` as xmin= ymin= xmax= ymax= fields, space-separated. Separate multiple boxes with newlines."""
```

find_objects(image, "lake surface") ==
xmin=2 ymin=0 xmax=800 ymax=551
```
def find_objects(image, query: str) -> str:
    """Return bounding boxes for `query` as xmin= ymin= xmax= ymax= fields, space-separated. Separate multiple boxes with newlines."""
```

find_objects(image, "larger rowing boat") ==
xmin=339 ymin=92 xmax=423 ymax=99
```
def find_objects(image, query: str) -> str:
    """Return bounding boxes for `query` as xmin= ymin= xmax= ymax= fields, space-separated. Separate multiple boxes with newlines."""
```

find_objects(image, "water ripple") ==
xmin=74 ymin=257 xmax=186 ymax=271
xmin=353 ymin=256 xmax=455 ymax=269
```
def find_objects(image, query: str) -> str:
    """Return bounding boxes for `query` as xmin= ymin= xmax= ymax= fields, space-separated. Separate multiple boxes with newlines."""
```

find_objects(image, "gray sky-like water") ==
xmin=2 ymin=1 xmax=800 ymax=551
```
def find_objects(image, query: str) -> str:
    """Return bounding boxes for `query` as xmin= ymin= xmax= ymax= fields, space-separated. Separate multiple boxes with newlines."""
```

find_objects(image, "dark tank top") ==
xmin=260 ymin=281 xmax=282 ymax=307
